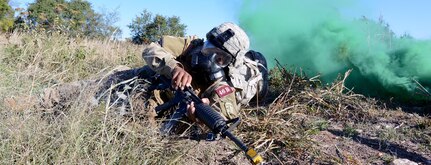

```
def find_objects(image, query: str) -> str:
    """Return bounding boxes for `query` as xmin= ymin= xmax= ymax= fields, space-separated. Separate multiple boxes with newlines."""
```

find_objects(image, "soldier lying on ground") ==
xmin=40 ymin=22 xmax=269 ymax=128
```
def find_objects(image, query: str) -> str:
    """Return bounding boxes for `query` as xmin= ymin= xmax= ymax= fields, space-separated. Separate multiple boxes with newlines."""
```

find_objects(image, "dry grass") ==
xmin=238 ymin=63 xmax=430 ymax=164
xmin=0 ymin=32 xmax=430 ymax=164
xmin=0 ymin=32 xmax=169 ymax=164
xmin=0 ymin=32 xmax=250 ymax=164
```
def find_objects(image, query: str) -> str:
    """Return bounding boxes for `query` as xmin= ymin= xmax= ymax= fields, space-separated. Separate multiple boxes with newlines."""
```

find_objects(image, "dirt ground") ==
xmin=177 ymin=106 xmax=431 ymax=165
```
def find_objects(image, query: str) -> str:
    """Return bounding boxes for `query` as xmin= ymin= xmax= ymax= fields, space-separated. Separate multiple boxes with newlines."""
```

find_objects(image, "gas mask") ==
xmin=191 ymin=41 xmax=234 ymax=81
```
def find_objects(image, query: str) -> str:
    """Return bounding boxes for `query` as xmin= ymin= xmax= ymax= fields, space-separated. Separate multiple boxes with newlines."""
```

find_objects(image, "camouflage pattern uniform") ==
xmin=40 ymin=23 xmax=264 ymax=122
xmin=142 ymin=36 xmax=240 ymax=119
xmin=39 ymin=40 xmax=240 ymax=120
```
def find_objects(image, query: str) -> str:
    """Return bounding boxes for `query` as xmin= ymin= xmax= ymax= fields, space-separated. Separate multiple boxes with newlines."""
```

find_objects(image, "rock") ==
xmin=391 ymin=159 xmax=418 ymax=165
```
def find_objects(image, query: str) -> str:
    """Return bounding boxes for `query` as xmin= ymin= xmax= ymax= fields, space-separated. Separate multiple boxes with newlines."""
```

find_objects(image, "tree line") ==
xmin=0 ymin=0 xmax=187 ymax=43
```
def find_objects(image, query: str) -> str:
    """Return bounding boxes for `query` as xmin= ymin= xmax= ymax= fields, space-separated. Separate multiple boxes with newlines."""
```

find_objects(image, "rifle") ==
xmin=147 ymin=74 xmax=263 ymax=165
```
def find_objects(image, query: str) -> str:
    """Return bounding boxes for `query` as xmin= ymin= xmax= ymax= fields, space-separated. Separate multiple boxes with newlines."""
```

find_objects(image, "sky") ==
xmin=11 ymin=0 xmax=431 ymax=40
xmin=352 ymin=0 xmax=431 ymax=40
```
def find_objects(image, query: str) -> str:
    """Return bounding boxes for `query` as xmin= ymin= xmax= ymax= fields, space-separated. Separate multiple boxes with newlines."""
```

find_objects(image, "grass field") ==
xmin=0 ymin=32 xmax=429 ymax=164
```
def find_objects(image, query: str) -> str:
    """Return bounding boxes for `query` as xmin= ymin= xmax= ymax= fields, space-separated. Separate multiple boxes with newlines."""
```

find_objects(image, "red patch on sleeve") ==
xmin=215 ymin=85 xmax=234 ymax=98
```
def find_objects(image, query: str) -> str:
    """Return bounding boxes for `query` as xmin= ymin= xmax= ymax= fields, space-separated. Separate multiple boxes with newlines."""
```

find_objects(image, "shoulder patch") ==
xmin=215 ymin=85 xmax=234 ymax=98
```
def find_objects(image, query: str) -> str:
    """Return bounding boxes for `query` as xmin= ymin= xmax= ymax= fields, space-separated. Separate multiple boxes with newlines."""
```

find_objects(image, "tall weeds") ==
xmin=0 ymin=32 xmax=175 ymax=164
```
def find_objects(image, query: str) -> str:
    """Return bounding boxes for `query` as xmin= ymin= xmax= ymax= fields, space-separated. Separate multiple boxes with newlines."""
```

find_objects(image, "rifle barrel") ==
xmin=223 ymin=130 xmax=248 ymax=151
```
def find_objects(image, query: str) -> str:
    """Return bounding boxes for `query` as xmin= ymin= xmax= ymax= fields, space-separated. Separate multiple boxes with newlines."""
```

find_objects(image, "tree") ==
xmin=91 ymin=7 xmax=122 ymax=40
xmin=18 ymin=0 xmax=120 ymax=39
xmin=128 ymin=9 xmax=151 ymax=44
xmin=167 ymin=16 xmax=186 ymax=36
xmin=0 ymin=0 xmax=14 ymax=32
xmin=128 ymin=10 xmax=187 ymax=44
xmin=64 ymin=0 xmax=94 ymax=35
xmin=26 ymin=0 xmax=65 ymax=30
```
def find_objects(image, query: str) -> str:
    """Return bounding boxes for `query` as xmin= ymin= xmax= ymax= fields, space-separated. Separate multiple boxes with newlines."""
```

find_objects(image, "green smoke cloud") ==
xmin=239 ymin=0 xmax=431 ymax=102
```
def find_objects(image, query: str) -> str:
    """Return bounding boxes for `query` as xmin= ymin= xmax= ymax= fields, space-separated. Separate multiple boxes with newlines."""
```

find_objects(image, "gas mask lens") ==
xmin=211 ymin=52 xmax=232 ymax=67
xmin=201 ymin=41 xmax=233 ymax=68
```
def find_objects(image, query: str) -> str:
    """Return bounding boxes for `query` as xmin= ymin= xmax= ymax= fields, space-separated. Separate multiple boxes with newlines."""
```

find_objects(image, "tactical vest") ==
xmin=159 ymin=35 xmax=268 ymax=105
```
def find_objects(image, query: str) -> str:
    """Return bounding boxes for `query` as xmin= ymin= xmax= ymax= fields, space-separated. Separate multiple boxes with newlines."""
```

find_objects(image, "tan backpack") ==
xmin=228 ymin=50 xmax=268 ymax=105
xmin=159 ymin=35 xmax=198 ymax=56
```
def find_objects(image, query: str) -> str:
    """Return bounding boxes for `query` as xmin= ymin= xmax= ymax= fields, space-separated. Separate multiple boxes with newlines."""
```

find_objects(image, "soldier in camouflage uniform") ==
xmin=142 ymin=22 xmax=267 ymax=120
xmin=40 ymin=22 xmax=268 ymax=123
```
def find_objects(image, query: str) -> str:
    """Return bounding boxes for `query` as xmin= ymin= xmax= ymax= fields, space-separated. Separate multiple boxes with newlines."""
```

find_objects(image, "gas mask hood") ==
xmin=191 ymin=41 xmax=234 ymax=82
